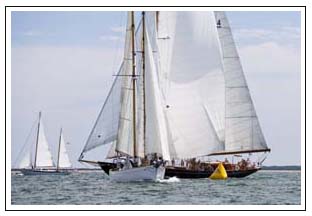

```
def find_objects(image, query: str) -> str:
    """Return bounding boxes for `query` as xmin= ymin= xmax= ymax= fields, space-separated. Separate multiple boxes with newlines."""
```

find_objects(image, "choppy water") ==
xmin=11 ymin=170 xmax=301 ymax=205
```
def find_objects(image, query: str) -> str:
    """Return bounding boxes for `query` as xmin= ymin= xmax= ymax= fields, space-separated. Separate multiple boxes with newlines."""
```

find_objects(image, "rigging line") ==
xmin=13 ymin=117 xmax=38 ymax=168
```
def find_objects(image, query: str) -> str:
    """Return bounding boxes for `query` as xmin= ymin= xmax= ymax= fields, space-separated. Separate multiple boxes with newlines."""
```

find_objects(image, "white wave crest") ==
xmin=157 ymin=176 xmax=180 ymax=183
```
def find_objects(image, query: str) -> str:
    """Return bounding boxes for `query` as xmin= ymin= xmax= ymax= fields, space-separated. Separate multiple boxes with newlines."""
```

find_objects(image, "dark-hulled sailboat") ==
xmin=154 ymin=11 xmax=270 ymax=178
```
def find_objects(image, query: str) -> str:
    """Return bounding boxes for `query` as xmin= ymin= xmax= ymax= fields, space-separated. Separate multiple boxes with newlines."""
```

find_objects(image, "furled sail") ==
xmin=212 ymin=11 xmax=269 ymax=155
xmin=35 ymin=119 xmax=54 ymax=167
xmin=152 ymin=11 xmax=226 ymax=158
xmin=58 ymin=130 xmax=72 ymax=168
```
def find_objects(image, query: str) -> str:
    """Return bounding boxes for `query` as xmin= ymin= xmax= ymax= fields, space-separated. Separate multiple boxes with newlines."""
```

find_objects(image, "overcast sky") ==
xmin=11 ymin=11 xmax=301 ymax=167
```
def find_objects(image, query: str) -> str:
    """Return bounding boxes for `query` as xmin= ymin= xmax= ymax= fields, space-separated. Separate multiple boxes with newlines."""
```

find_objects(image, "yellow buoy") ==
xmin=209 ymin=162 xmax=228 ymax=180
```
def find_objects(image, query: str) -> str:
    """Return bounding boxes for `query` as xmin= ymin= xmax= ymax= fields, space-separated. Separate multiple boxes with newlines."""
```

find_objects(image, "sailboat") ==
xmin=78 ymin=11 xmax=270 ymax=180
xmin=18 ymin=112 xmax=71 ymax=175
xmin=79 ymin=12 xmax=168 ymax=182
xmin=152 ymin=11 xmax=271 ymax=178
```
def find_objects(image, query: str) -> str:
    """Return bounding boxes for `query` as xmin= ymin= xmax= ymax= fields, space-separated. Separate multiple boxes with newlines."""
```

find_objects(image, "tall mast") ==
xmin=56 ymin=128 xmax=62 ymax=171
xmin=33 ymin=111 xmax=41 ymax=169
xmin=131 ymin=11 xmax=137 ymax=158
xmin=142 ymin=11 xmax=147 ymax=156
xmin=156 ymin=11 xmax=159 ymax=33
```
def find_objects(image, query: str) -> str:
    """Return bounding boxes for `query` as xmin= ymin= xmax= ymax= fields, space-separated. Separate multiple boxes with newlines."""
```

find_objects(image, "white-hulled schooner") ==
xmin=79 ymin=11 xmax=169 ymax=182
xmin=17 ymin=112 xmax=72 ymax=175
xmin=78 ymin=11 xmax=270 ymax=180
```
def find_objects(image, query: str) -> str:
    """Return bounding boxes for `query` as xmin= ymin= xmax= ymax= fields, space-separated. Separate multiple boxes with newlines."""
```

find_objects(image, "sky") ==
xmin=10 ymin=11 xmax=301 ymax=168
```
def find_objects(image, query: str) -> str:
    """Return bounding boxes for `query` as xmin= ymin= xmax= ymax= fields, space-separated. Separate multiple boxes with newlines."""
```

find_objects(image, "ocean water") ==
xmin=11 ymin=170 xmax=301 ymax=205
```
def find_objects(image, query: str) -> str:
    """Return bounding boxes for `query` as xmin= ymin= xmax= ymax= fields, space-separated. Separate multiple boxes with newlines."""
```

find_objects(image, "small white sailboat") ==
xmin=18 ymin=112 xmax=71 ymax=175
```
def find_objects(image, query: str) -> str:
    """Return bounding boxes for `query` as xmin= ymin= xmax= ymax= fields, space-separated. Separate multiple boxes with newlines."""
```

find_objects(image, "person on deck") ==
xmin=181 ymin=159 xmax=185 ymax=167
xmin=171 ymin=159 xmax=175 ymax=167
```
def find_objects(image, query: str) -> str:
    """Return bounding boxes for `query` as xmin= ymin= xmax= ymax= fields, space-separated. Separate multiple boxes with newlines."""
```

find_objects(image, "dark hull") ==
xmin=165 ymin=167 xmax=211 ymax=178
xmin=98 ymin=161 xmax=260 ymax=179
xmin=227 ymin=168 xmax=259 ymax=178
xmin=165 ymin=167 xmax=260 ymax=179
xmin=97 ymin=162 xmax=117 ymax=175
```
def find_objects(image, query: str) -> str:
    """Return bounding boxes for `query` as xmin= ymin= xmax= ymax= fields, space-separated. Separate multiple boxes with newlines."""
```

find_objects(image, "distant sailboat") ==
xmin=78 ymin=11 xmax=270 ymax=180
xmin=18 ymin=112 xmax=71 ymax=175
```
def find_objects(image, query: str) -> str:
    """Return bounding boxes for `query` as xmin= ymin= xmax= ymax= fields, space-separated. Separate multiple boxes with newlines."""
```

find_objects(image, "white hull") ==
xmin=109 ymin=165 xmax=165 ymax=182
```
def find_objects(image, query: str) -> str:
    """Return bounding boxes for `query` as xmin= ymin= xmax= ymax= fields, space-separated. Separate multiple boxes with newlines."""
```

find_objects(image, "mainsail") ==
xmin=211 ymin=11 xmax=270 ymax=155
xmin=35 ymin=116 xmax=54 ymax=167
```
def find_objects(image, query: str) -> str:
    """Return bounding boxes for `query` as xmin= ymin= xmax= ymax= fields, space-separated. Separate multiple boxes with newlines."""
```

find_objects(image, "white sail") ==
xmin=134 ymin=21 xmax=146 ymax=158
xmin=58 ymin=131 xmax=72 ymax=168
xmin=144 ymin=29 xmax=171 ymax=160
xmin=214 ymin=11 xmax=269 ymax=154
xmin=116 ymin=12 xmax=135 ymax=156
xmin=79 ymin=11 xmax=269 ymax=166
xmin=19 ymin=151 xmax=32 ymax=168
xmin=79 ymin=62 xmax=123 ymax=161
xmin=35 ymin=120 xmax=54 ymax=167
xmin=153 ymin=11 xmax=225 ymax=158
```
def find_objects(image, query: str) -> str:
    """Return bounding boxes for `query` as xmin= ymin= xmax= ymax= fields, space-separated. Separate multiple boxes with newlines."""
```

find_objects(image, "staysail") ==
xmin=211 ymin=11 xmax=270 ymax=155
xmin=144 ymin=28 xmax=171 ymax=160
xmin=57 ymin=129 xmax=72 ymax=168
